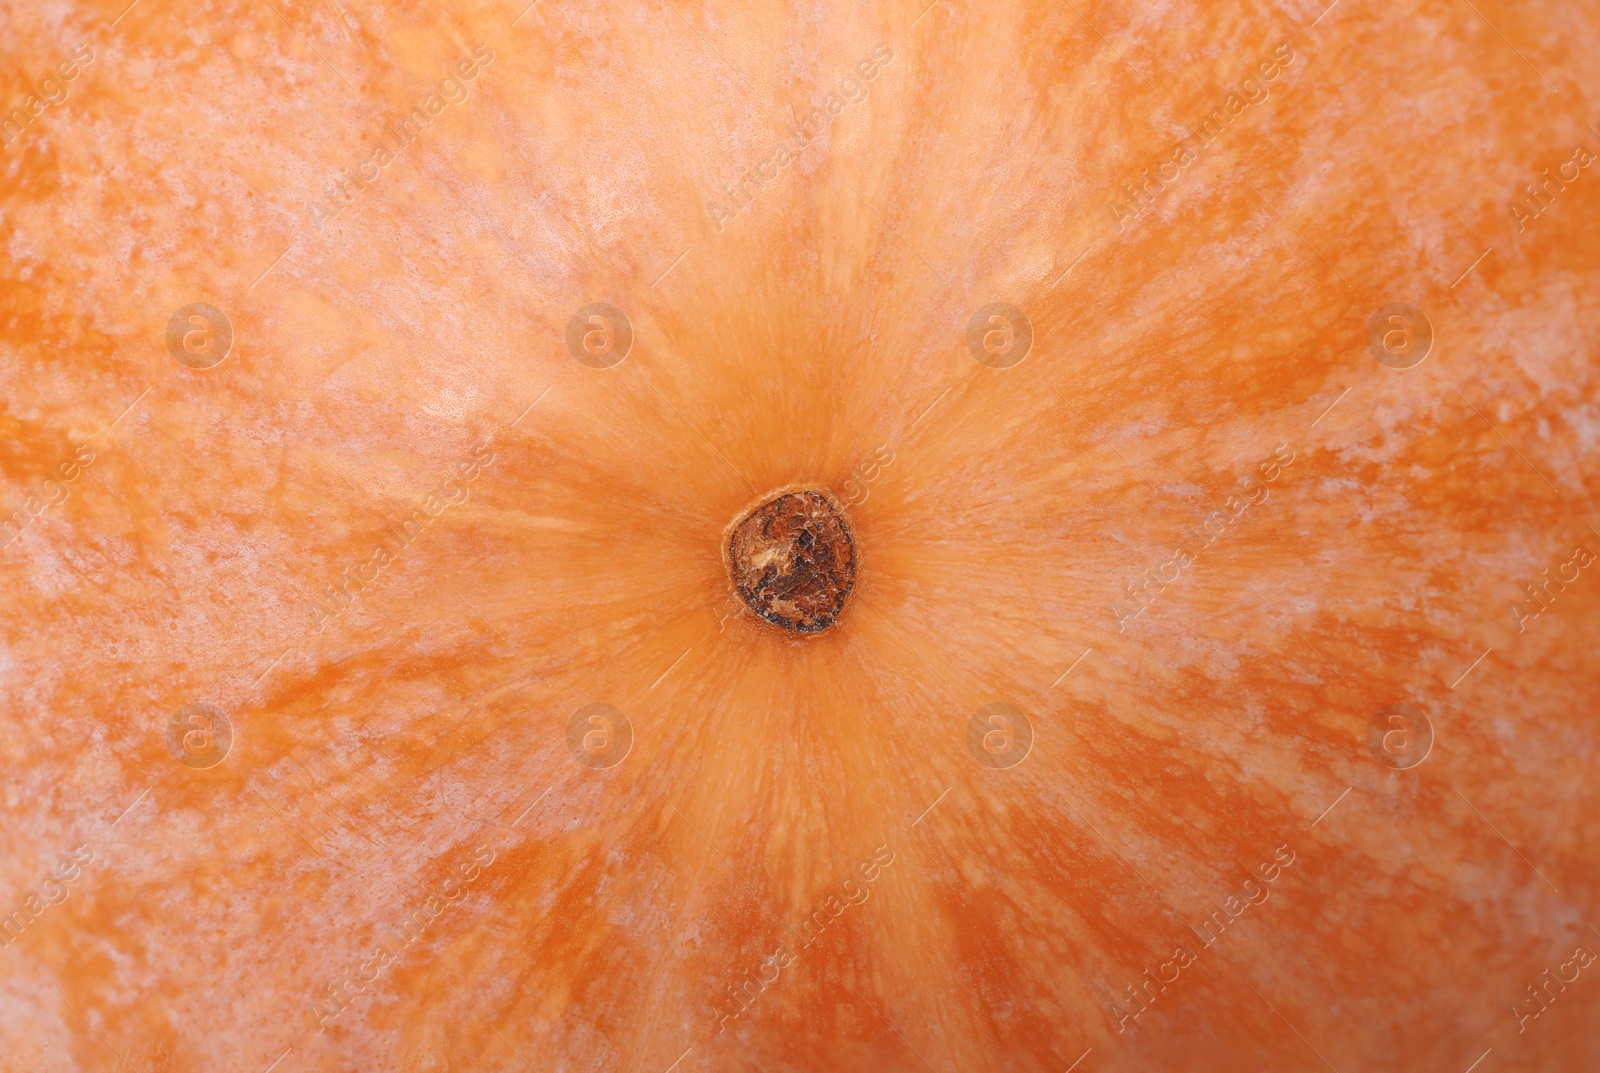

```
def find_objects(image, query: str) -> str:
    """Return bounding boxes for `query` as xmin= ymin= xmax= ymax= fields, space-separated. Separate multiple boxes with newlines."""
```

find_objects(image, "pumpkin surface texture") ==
xmin=3 ymin=0 xmax=1600 ymax=1070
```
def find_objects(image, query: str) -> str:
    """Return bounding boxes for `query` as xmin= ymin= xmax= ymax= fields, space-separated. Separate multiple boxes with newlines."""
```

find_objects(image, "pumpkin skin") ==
xmin=2 ymin=0 xmax=1600 ymax=1069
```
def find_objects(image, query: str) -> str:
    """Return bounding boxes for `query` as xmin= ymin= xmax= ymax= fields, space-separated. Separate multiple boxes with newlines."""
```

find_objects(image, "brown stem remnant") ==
xmin=726 ymin=489 xmax=856 ymax=633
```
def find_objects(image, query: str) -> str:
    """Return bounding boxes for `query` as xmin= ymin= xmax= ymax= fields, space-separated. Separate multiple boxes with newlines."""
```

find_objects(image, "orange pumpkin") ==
xmin=2 ymin=0 xmax=1598 ymax=1070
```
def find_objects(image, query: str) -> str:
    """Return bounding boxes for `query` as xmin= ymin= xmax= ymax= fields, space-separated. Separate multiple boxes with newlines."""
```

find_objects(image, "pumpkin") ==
xmin=2 ymin=0 xmax=1598 ymax=1069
